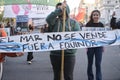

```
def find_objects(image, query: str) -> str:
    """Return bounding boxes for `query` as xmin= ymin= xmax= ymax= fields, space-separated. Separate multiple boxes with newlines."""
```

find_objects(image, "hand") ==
xmin=16 ymin=52 xmax=24 ymax=57
xmin=62 ymin=1 xmax=67 ymax=9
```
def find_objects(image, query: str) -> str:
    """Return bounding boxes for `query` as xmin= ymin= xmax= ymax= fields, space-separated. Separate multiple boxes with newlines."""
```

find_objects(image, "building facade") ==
xmin=98 ymin=0 xmax=120 ymax=24
xmin=80 ymin=0 xmax=120 ymax=25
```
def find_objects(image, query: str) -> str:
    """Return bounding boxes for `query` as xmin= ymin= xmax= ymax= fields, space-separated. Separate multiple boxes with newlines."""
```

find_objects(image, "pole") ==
xmin=1 ymin=0 xmax=4 ymax=22
xmin=60 ymin=1 xmax=66 ymax=80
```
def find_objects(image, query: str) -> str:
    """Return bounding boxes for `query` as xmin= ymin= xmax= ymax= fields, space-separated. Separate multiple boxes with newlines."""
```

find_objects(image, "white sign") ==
xmin=16 ymin=15 xmax=29 ymax=22
xmin=4 ymin=4 xmax=55 ymax=18
xmin=33 ymin=18 xmax=46 ymax=26
xmin=82 ymin=27 xmax=112 ymax=31
xmin=0 ymin=29 xmax=120 ymax=52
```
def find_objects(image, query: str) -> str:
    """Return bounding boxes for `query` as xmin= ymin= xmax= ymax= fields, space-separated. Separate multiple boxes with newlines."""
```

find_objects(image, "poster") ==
xmin=0 ymin=29 xmax=120 ymax=52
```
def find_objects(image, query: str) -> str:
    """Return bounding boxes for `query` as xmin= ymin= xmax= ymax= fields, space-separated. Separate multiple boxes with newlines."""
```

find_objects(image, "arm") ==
xmin=70 ymin=19 xmax=80 ymax=31
xmin=46 ymin=9 xmax=62 ymax=26
xmin=74 ymin=21 xmax=81 ymax=31
xmin=46 ymin=9 xmax=62 ymax=32
xmin=1 ymin=30 xmax=7 ymax=37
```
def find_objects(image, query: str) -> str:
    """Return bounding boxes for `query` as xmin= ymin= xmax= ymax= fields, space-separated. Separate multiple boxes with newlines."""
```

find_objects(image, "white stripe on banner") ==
xmin=0 ymin=29 xmax=120 ymax=52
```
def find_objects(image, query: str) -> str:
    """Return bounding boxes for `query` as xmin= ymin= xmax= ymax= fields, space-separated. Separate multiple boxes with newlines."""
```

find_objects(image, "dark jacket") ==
xmin=46 ymin=5 xmax=81 ymax=56
xmin=110 ymin=17 xmax=120 ymax=29
xmin=86 ymin=22 xmax=104 ymax=27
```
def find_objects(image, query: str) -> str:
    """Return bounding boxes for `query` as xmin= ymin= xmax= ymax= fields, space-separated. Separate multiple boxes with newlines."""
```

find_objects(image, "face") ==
xmin=92 ymin=12 xmax=100 ymax=22
xmin=1 ymin=24 xmax=4 ymax=28
xmin=57 ymin=5 xmax=63 ymax=17
xmin=57 ymin=5 xmax=62 ymax=9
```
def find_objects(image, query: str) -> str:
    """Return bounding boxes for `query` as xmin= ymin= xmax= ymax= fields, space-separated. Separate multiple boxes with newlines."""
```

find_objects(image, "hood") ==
xmin=66 ymin=5 xmax=70 ymax=17
xmin=66 ymin=5 xmax=70 ymax=15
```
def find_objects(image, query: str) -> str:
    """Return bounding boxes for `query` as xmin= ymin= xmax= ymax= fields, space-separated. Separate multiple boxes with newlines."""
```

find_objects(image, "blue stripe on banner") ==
xmin=0 ymin=29 xmax=120 ymax=52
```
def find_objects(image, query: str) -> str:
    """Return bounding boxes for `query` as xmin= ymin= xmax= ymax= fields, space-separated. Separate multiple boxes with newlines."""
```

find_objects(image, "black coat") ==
xmin=110 ymin=17 xmax=120 ymax=29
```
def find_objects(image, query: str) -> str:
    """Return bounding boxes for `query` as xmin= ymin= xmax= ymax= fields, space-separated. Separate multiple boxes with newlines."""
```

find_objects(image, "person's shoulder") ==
xmin=85 ymin=22 xmax=92 ymax=27
xmin=99 ymin=22 xmax=103 ymax=24
xmin=69 ymin=18 xmax=78 ymax=25
xmin=116 ymin=20 xmax=120 ymax=28
xmin=99 ymin=22 xmax=104 ymax=27
xmin=0 ymin=29 xmax=7 ymax=37
xmin=69 ymin=18 xmax=76 ymax=22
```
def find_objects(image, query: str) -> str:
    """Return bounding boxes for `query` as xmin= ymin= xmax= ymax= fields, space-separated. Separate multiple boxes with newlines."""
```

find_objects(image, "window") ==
xmin=107 ymin=1 xmax=110 ymax=4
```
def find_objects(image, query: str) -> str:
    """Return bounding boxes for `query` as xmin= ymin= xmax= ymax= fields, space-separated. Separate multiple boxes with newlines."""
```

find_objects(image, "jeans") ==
xmin=50 ymin=55 xmax=75 ymax=80
xmin=87 ymin=47 xmax=103 ymax=80
xmin=27 ymin=52 xmax=33 ymax=61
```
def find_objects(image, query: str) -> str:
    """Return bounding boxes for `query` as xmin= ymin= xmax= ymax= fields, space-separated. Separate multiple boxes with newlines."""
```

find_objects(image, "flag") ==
xmin=0 ymin=0 xmax=59 ymax=6
xmin=75 ymin=8 xmax=85 ymax=22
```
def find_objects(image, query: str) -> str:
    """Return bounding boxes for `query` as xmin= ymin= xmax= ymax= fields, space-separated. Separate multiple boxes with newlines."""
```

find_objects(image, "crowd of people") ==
xmin=0 ymin=1 xmax=120 ymax=80
xmin=46 ymin=2 xmax=120 ymax=80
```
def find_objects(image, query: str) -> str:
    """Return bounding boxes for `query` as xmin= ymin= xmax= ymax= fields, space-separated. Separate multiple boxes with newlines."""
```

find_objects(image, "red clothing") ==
xmin=0 ymin=29 xmax=7 ymax=37
xmin=0 ymin=29 xmax=19 ymax=62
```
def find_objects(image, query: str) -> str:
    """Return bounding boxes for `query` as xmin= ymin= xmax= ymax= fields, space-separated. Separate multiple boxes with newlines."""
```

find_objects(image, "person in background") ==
xmin=27 ymin=24 xmax=34 ymax=64
xmin=5 ymin=22 xmax=14 ymax=36
xmin=85 ymin=10 xmax=104 ymax=80
xmin=110 ymin=11 xmax=120 ymax=29
xmin=46 ymin=2 xmax=80 ymax=80
xmin=43 ymin=24 xmax=48 ymax=32
xmin=0 ymin=22 xmax=23 ymax=62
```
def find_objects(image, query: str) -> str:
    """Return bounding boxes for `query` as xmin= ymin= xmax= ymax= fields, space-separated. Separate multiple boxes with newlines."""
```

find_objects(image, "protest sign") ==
xmin=0 ymin=29 xmax=120 ymax=52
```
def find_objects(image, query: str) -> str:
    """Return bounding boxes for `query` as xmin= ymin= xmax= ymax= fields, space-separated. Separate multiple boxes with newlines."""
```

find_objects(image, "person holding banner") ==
xmin=85 ymin=10 xmax=104 ymax=80
xmin=46 ymin=2 xmax=81 ymax=80
xmin=0 ymin=23 xmax=23 ymax=62
xmin=110 ymin=11 xmax=120 ymax=29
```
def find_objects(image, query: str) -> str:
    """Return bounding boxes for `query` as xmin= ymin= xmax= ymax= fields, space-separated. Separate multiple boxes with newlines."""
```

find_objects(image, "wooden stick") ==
xmin=60 ymin=4 xmax=66 ymax=80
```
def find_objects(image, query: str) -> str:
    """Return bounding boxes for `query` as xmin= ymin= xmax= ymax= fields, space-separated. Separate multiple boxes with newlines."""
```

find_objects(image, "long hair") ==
xmin=88 ymin=10 xmax=101 ymax=23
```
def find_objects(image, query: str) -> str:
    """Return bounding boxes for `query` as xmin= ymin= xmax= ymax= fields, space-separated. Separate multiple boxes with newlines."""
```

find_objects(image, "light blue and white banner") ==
xmin=0 ymin=29 xmax=120 ymax=52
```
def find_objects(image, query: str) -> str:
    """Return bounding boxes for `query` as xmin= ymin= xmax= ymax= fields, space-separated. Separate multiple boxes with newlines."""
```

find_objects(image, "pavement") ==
xmin=2 ymin=45 xmax=120 ymax=80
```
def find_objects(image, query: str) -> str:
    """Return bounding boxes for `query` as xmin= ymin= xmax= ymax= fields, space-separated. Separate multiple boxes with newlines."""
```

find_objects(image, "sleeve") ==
xmin=110 ymin=17 xmax=117 ymax=29
xmin=116 ymin=21 xmax=120 ymax=29
xmin=74 ymin=21 xmax=81 ymax=31
xmin=85 ymin=22 xmax=90 ymax=27
xmin=101 ymin=22 xmax=104 ymax=27
xmin=1 ymin=30 xmax=7 ymax=37
xmin=46 ymin=8 xmax=62 ymax=32
xmin=70 ymin=19 xmax=80 ymax=31
xmin=46 ymin=8 xmax=62 ymax=26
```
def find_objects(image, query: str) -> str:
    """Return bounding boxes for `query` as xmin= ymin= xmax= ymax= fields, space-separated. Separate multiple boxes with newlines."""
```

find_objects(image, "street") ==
xmin=2 ymin=46 xmax=120 ymax=80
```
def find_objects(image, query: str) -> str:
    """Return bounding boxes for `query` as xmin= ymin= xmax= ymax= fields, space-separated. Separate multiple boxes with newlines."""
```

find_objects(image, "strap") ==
xmin=68 ymin=18 xmax=71 ymax=31
xmin=57 ymin=19 xmax=60 ymax=32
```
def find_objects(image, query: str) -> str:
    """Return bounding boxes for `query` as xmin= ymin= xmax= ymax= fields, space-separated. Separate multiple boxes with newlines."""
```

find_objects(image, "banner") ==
xmin=16 ymin=15 xmax=29 ymax=22
xmin=32 ymin=18 xmax=46 ymax=26
xmin=0 ymin=29 xmax=120 ymax=52
xmin=82 ymin=27 xmax=112 ymax=31
xmin=1 ymin=0 xmax=58 ymax=6
xmin=4 ymin=4 xmax=55 ymax=18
